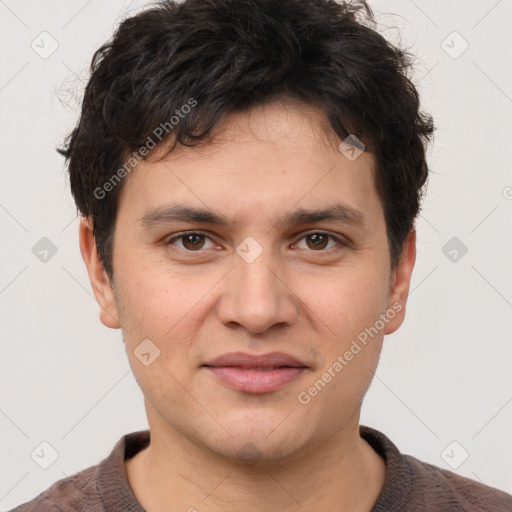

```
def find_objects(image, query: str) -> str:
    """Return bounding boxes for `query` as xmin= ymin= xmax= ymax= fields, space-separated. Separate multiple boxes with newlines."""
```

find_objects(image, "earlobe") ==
xmin=78 ymin=216 xmax=121 ymax=329
xmin=384 ymin=229 xmax=417 ymax=335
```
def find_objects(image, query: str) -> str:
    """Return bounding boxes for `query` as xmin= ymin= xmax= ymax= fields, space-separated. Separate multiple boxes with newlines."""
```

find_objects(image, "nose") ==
xmin=215 ymin=243 xmax=299 ymax=335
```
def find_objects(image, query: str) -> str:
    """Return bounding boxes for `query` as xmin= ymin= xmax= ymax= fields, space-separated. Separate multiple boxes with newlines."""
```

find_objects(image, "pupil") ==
xmin=309 ymin=234 xmax=327 ymax=249
xmin=185 ymin=234 xmax=203 ymax=249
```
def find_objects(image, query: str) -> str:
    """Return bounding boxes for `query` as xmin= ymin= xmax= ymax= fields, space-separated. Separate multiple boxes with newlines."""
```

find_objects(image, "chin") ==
xmin=211 ymin=435 xmax=302 ymax=467
xmin=201 ymin=409 xmax=314 ymax=465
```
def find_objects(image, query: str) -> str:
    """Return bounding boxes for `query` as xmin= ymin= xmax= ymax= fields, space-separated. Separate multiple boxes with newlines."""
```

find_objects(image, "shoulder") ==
xmin=404 ymin=454 xmax=512 ymax=512
xmin=360 ymin=425 xmax=512 ymax=512
xmin=8 ymin=430 xmax=149 ymax=512
xmin=8 ymin=464 xmax=103 ymax=512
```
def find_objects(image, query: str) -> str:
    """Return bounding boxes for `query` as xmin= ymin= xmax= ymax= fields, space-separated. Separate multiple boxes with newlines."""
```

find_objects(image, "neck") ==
xmin=125 ymin=412 xmax=386 ymax=512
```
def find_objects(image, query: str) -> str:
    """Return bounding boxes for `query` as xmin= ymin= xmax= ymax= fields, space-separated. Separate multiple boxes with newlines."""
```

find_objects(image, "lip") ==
xmin=202 ymin=351 xmax=308 ymax=394
xmin=203 ymin=351 xmax=307 ymax=368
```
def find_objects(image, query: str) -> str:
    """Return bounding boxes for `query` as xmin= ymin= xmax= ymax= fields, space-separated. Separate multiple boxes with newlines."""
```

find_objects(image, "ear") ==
xmin=78 ymin=216 xmax=121 ymax=329
xmin=384 ymin=228 xmax=416 ymax=335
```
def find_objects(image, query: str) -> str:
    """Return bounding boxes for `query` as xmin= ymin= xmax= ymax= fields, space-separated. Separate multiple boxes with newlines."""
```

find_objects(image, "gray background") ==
xmin=1 ymin=0 xmax=511 ymax=509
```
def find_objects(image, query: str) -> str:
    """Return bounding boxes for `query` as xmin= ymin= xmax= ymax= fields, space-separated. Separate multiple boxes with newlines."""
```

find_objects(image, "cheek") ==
xmin=114 ymin=258 xmax=207 ymax=339
xmin=113 ymin=267 xmax=198 ymax=409
xmin=113 ymin=263 xmax=221 ymax=397
xmin=304 ymin=267 xmax=389 ymax=341
xmin=299 ymin=268 xmax=388 ymax=391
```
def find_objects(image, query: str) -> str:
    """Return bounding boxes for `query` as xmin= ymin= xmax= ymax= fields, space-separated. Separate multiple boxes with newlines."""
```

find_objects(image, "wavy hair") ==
xmin=58 ymin=0 xmax=434 ymax=281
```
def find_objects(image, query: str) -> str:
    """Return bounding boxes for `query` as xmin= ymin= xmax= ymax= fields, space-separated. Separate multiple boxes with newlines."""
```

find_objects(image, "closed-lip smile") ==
xmin=202 ymin=351 xmax=309 ymax=394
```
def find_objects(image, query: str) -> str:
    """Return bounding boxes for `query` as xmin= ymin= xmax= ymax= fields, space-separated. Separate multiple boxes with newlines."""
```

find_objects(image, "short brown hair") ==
xmin=58 ymin=0 xmax=434 ymax=281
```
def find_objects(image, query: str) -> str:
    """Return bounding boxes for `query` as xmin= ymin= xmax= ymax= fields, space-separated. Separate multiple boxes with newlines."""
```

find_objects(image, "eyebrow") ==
xmin=138 ymin=202 xmax=366 ymax=230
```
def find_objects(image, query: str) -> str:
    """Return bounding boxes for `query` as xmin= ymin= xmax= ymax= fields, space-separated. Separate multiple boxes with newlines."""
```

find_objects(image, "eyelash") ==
xmin=164 ymin=230 xmax=347 ymax=255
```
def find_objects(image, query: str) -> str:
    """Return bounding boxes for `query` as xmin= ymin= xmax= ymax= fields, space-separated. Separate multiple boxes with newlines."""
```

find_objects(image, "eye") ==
xmin=164 ymin=230 xmax=346 ymax=254
xmin=165 ymin=231 xmax=216 ymax=251
xmin=293 ymin=231 xmax=346 ymax=252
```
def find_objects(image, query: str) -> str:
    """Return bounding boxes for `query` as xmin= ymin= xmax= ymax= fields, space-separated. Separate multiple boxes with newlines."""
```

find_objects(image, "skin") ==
xmin=79 ymin=98 xmax=416 ymax=512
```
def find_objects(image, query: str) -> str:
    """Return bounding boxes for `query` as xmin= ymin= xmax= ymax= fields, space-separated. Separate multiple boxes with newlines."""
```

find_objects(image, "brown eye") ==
xmin=181 ymin=234 xmax=206 ymax=250
xmin=305 ymin=233 xmax=329 ymax=250
xmin=295 ymin=231 xmax=344 ymax=252
xmin=166 ymin=232 xmax=214 ymax=251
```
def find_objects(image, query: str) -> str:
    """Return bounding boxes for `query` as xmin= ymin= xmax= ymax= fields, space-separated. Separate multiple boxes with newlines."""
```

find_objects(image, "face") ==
xmin=81 ymin=99 xmax=415 ymax=464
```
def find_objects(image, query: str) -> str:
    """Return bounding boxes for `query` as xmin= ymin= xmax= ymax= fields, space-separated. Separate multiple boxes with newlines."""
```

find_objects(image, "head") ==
xmin=64 ymin=0 xmax=433 ymax=464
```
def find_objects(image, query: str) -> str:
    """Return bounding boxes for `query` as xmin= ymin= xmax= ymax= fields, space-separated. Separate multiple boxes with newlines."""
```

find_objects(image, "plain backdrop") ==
xmin=1 ymin=0 xmax=511 ymax=509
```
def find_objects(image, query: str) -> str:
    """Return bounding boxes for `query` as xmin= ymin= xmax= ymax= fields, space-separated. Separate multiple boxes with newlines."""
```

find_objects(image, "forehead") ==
xmin=117 ymin=100 xmax=383 ymax=230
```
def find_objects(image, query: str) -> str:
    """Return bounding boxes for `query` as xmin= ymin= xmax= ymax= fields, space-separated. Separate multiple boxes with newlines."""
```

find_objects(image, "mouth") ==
xmin=204 ymin=365 xmax=302 ymax=370
xmin=202 ymin=352 xmax=309 ymax=394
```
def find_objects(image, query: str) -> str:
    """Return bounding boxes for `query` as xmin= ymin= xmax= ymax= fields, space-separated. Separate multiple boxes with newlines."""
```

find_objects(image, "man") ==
xmin=12 ymin=0 xmax=512 ymax=510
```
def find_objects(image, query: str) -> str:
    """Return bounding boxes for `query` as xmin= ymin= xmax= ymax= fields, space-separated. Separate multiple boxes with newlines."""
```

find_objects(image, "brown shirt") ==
xmin=10 ymin=425 xmax=512 ymax=511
